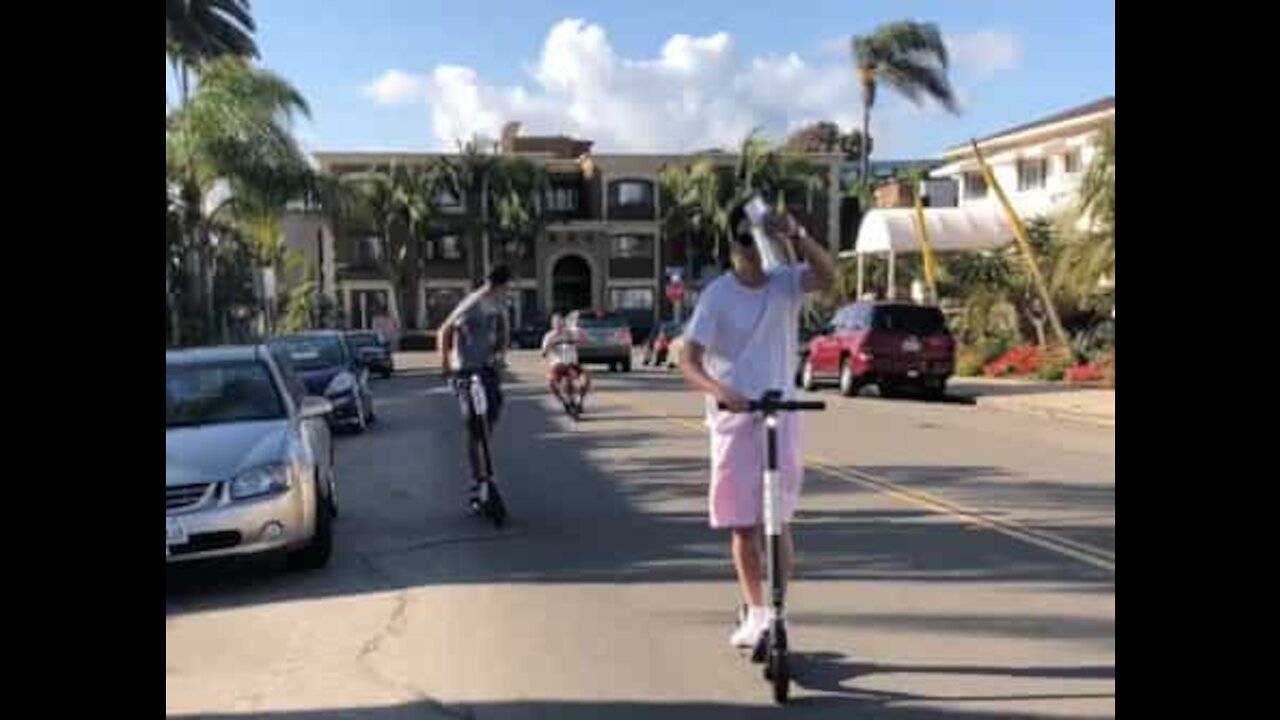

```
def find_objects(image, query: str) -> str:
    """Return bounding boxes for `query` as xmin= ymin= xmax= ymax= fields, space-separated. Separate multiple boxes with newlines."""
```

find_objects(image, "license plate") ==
xmin=907 ymin=369 xmax=921 ymax=378
xmin=902 ymin=338 xmax=922 ymax=353
xmin=167 ymin=517 xmax=189 ymax=547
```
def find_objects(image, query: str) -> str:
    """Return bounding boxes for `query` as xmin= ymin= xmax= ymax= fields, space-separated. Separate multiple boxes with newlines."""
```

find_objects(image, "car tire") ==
xmin=287 ymin=473 xmax=333 ymax=571
xmin=839 ymin=357 xmax=860 ymax=397
xmin=801 ymin=357 xmax=818 ymax=392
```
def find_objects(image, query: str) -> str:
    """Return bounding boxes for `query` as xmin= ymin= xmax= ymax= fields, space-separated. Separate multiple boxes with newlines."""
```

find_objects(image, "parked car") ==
xmin=642 ymin=321 xmax=684 ymax=367
xmin=794 ymin=316 xmax=829 ymax=387
xmin=800 ymin=301 xmax=955 ymax=398
xmin=345 ymin=330 xmax=394 ymax=379
xmin=269 ymin=331 xmax=376 ymax=432
xmin=567 ymin=310 xmax=633 ymax=372
xmin=511 ymin=313 xmax=549 ymax=350
xmin=166 ymin=345 xmax=337 ymax=569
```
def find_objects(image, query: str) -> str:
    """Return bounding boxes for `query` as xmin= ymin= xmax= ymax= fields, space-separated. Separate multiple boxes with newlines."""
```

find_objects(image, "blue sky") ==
xmin=248 ymin=0 xmax=1114 ymax=158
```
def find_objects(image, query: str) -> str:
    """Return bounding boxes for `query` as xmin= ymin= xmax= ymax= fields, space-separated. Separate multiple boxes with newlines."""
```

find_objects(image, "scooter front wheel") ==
xmin=487 ymin=484 xmax=507 ymax=527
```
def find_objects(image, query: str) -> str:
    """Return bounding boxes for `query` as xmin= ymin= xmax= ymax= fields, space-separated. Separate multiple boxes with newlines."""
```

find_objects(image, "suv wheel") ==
xmin=839 ymin=357 xmax=859 ymax=397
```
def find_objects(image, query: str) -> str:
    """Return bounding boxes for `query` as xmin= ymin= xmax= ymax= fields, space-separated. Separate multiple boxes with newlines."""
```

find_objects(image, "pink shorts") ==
xmin=708 ymin=412 xmax=804 ymax=529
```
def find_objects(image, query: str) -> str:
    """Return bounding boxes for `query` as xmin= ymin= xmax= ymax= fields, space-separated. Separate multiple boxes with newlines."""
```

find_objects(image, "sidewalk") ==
xmin=949 ymin=377 xmax=1115 ymax=428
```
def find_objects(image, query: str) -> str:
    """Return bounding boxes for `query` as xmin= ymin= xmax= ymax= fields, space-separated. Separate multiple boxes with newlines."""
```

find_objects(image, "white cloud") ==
xmin=362 ymin=69 xmax=429 ymax=105
xmin=367 ymin=19 xmax=1018 ymax=153
xmin=818 ymin=36 xmax=849 ymax=58
xmin=947 ymin=29 xmax=1020 ymax=77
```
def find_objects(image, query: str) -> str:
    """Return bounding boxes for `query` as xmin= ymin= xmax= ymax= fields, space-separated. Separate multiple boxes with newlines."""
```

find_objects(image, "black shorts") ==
xmin=454 ymin=367 xmax=504 ymax=427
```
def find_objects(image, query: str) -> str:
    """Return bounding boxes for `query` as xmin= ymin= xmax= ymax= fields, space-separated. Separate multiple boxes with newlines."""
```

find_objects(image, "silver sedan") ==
xmin=166 ymin=345 xmax=337 ymax=570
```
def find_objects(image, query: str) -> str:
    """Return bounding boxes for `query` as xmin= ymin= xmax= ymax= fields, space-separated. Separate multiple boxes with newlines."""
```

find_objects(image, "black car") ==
xmin=511 ymin=313 xmax=549 ymax=350
xmin=270 ymin=331 xmax=376 ymax=432
xmin=345 ymin=330 xmax=394 ymax=379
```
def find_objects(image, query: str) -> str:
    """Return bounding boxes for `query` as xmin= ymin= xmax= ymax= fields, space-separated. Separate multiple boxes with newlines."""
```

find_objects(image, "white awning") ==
xmin=847 ymin=206 xmax=1015 ymax=256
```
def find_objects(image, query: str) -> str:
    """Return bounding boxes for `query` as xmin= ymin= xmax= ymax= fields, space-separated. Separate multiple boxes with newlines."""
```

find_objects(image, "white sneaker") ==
xmin=730 ymin=607 xmax=770 ymax=648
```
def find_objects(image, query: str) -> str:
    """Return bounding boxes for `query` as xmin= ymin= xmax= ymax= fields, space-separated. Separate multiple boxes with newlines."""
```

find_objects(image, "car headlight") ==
xmin=230 ymin=464 xmax=292 ymax=501
xmin=325 ymin=372 xmax=355 ymax=396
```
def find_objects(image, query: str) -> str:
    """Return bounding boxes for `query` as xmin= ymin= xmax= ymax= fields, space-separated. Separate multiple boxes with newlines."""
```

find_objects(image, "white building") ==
xmin=931 ymin=96 xmax=1114 ymax=219
xmin=847 ymin=97 xmax=1114 ymax=299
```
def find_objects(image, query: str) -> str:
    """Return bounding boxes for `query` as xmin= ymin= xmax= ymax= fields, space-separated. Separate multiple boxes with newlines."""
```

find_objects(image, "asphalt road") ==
xmin=166 ymin=351 xmax=1115 ymax=719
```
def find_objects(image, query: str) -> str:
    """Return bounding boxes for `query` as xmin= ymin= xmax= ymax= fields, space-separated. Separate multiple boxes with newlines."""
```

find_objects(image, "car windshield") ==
xmin=273 ymin=336 xmax=346 ymax=370
xmin=166 ymin=361 xmax=286 ymax=429
xmin=346 ymin=333 xmax=381 ymax=349
xmin=575 ymin=313 xmax=626 ymax=328
xmin=871 ymin=306 xmax=947 ymax=334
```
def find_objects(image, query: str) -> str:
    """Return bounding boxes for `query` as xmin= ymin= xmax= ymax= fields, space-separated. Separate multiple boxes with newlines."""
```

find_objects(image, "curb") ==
xmin=975 ymin=397 xmax=1115 ymax=429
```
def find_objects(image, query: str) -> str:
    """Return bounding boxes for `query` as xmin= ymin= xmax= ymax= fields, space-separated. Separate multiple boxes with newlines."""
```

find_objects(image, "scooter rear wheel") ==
xmin=764 ymin=624 xmax=791 ymax=703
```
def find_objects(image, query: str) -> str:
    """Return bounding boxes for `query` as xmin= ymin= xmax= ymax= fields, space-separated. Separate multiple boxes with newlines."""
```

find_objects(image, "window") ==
xmin=870 ymin=306 xmax=946 ymax=334
xmin=440 ymin=235 xmax=462 ymax=260
xmin=424 ymin=288 xmax=464 ymax=328
xmin=615 ymin=181 xmax=652 ymax=206
xmin=270 ymin=335 xmax=348 ymax=371
xmin=963 ymin=172 xmax=988 ymax=200
xmin=166 ymin=361 xmax=286 ymax=429
xmin=545 ymin=186 xmax=579 ymax=212
xmin=1063 ymin=149 xmax=1082 ymax=174
xmin=1017 ymin=158 xmax=1048 ymax=191
xmin=357 ymin=236 xmax=382 ymax=265
xmin=612 ymin=235 xmax=653 ymax=258
xmin=610 ymin=288 xmax=654 ymax=310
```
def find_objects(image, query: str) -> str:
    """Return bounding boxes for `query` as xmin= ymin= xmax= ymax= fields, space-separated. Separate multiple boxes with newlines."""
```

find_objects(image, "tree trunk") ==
xmin=203 ymin=242 xmax=218 ymax=343
xmin=404 ymin=232 xmax=420 ymax=330
xmin=859 ymin=74 xmax=875 ymax=187
xmin=167 ymin=268 xmax=180 ymax=347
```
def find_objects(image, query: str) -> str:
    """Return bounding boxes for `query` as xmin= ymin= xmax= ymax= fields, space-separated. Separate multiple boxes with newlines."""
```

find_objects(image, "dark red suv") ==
xmin=800 ymin=301 xmax=955 ymax=398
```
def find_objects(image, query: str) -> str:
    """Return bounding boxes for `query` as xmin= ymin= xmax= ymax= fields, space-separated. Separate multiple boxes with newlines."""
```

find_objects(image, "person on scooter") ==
xmin=540 ymin=313 xmax=590 ymax=413
xmin=678 ymin=199 xmax=835 ymax=648
xmin=438 ymin=264 xmax=511 ymax=507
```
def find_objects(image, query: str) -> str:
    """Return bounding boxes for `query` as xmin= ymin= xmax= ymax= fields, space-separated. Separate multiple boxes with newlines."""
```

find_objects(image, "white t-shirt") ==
xmin=683 ymin=264 xmax=809 ymax=416
xmin=541 ymin=329 xmax=579 ymax=366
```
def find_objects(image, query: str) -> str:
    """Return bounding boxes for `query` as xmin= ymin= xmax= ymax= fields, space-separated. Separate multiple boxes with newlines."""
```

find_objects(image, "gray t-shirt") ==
xmin=445 ymin=289 xmax=507 ymax=371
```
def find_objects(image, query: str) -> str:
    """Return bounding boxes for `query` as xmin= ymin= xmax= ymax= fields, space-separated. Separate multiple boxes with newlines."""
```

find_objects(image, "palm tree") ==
xmin=167 ymin=0 xmax=259 ymax=112
xmin=660 ymin=158 xmax=726 ymax=282
xmin=851 ymin=21 xmax=958 ymax=184
xmin=1053 ymin=123 xmax=1115 ymax=306
xmin=488 ymin=157 xmax=547 ymax=278
xmin=436 ymin=138 xmax=501 ymax=285
xmin=167 ymin=0 xmax=258 ymax=61
xmin=166 ymin=55 xmax=311 ymax=344
xmin=343 ymin=162 xmax=457 ymax=330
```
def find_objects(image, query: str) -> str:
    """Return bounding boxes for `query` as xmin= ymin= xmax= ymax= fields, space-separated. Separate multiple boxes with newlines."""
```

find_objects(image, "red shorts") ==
xmin=547 ymin=363 xmax=582 ymax=383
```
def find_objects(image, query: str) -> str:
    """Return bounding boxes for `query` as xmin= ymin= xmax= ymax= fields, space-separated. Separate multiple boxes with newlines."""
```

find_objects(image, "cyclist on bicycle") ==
xmin=437 ymin=265 xmax=511 ymax=506
xmin=540 ymin=313 xmax=590 ymax=412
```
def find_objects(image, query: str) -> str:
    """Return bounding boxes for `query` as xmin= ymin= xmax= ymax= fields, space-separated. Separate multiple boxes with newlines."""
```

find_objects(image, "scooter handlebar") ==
xmin=717 ymin=399 xmax=826 ymax=413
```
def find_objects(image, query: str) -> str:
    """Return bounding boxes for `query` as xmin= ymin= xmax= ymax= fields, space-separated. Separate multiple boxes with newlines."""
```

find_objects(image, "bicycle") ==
xmin=719 ymin=389 xmax=825 ymax=704
xmin=451 ymin=371 xmax=507 ymax=527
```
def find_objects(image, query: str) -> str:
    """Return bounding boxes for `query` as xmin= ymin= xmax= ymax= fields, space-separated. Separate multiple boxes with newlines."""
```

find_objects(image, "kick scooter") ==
xmin=720 ymin=389 xmax=825 ymax=704
xmin=453 ymin=372 xmax=507 ymax=527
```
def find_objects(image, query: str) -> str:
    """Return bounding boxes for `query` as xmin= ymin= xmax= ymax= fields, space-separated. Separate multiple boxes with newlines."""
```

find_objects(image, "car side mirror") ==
xmin=299 ymin=396 xmax=333 ymax=420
